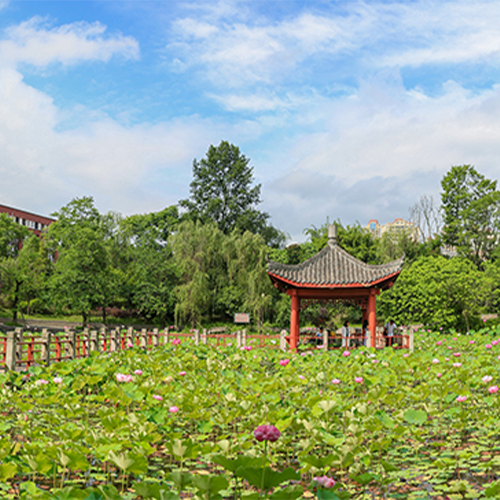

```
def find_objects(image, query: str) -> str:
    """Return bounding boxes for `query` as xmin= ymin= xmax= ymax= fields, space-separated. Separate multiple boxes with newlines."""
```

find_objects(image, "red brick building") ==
xmin=0 ymin=203 xmax=56 ymax=237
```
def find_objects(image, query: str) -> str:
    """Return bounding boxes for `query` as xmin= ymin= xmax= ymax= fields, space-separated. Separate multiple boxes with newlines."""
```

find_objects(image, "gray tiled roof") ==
xmin=267 ymin=240 xmax=404 ymax=287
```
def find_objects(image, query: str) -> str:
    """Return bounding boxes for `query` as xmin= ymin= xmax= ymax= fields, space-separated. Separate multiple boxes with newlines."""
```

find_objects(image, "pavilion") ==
xmin=267 ymin=225 xmax=404 ymax=350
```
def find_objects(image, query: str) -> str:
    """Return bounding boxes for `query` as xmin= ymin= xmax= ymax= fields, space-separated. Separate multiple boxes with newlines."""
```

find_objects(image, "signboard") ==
xmin=234 ymin=313 xmax=250 ymax=324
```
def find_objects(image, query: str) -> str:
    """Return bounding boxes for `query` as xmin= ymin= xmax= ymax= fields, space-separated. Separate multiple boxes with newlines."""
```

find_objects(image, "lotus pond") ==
xmin=1 ymin=329 xmax=500 ymax=500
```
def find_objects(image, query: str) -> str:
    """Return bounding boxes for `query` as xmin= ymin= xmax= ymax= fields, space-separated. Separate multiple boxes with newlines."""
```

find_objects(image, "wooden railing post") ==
xmin=236 ymin=330 xmax=241 ymax=348
xmin=409 ymin=329 xmax=414 ymax=352
xmin=242 ymin=329 xmax=247 ymax=347
xmin=15 ymin=328 xmax=23 ymax=362
xmin=323 ymin=328 xmax=329 ymax=351
xmin=194 ymin=329 xmax=200 ymax=346
xmin=109 ymin=329 xmax=117 ymax=352
xmin=140 ymin=328 xmax=147 ymax=349
xmin=280 ymin=330 xmax=287 ymax=351
xmin=151 ymin=328 xmax=159 ymax=347
xmin=66 ymin=330 xmax=76 ymax=360
xmin=164 ymin=328 xmax=169 ymax=345
xmin=126 ymin=327 xmax=135 ymax=348
xmin=41 ymin=329 xmax=51 ymax=366
xmin=5 ymin=331 xmax=17 ymax=371
xmin=90 ymin=330 xmax=100 ymax=352
xmin=202 ymin=329 xmax=207 ymax=345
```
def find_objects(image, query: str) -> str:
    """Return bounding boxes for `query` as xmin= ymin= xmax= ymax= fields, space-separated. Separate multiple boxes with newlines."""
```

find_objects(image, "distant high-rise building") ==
xmin=366 ymin=218 xmax=419 ymax=240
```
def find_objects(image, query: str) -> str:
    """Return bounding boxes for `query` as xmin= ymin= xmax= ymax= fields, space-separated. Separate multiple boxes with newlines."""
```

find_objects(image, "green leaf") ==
xmin=0 ymin=463 xmax=17 ymax=481
xmin=236 ymin=466 xmax=299 ymax=491
xmin=484 ymin=480 xmax=500 ymax=497
xmin=192 ymin=474 xmax=229 ymax=494
xmin=167 ymin=471 xmax=192 ymax=491
xmin=403 ymin=409 xmax=427 ymax=425
xmin=269 ymin=485 xmax=303 ymax=499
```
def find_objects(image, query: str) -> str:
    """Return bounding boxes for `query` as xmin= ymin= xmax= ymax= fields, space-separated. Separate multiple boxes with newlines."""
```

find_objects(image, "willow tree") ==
xmin=171 ymin=220 xmax=225 ymax=327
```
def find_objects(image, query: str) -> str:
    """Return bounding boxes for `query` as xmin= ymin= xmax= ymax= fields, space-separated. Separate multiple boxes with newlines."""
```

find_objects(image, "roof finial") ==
xmin=328 ymin=224 xmax=337 ymax=245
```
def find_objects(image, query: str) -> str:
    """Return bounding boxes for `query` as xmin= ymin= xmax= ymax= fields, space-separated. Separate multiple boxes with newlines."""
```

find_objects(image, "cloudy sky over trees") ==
xmin=1 ymin=0 xmax=500 ymax=240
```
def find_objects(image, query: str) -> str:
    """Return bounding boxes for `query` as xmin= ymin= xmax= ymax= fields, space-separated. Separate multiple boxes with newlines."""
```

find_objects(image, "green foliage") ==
xmin=2 ymin=331 xmax=500 ymax=498
xmin=179 ymin=141 xmax=285 ymax=247
xmin=47 ymin=197 xmax=111 ymax=325
xmin=0 ymin=213 xmax=30 ymax=258
xmin=303 ymin=220 xmax=378 ymax=264
xmin=441 ymin=165 xmax=500 ymax=266
xmin=379 ymin=255 xmax=485 ymax=330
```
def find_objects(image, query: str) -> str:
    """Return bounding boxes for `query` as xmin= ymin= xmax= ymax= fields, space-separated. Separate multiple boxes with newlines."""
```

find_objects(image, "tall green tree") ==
xmin=47 ymin=197 xmax=111 ymax=326
xmin=118 ymin=206 xmax=179 ymax=326
xmin=441 ymin=165 xmax=500 ymax=266
xmin=171 ymin=220 xmax=225 ymax=327
xmin=179 ymin=141 xmax=285 ymax=247
xmin=0 ymin=234 xmax=50 ymax=320
xmin=223 ymin=230 xmax=274 ymax=329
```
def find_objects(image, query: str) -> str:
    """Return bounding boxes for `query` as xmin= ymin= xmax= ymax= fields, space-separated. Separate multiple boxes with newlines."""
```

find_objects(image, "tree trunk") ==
xmin=12 ymin=281 xmax=20 ymax=322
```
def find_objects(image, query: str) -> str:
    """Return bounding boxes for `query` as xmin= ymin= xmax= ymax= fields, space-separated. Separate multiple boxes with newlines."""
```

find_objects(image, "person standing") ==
xmin=384 ymin=319 xmax=397 ymax=347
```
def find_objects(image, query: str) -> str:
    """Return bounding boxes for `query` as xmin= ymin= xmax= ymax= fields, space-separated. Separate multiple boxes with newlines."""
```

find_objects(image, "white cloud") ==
xmin=0 ymin=16 xmax=139 ymax=68
xmin=170 ymin=0 xmax=500 ymax=92
xmin=259 ymin=75 xmax=500 ymax=240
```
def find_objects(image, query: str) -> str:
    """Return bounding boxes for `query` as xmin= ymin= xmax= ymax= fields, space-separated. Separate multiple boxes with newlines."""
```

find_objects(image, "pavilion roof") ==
xmin=267 ymin=240 xmax=404 ymax=290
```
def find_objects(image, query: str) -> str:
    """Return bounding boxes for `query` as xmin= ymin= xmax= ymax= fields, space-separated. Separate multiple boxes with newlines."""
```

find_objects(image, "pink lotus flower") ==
xmin=486 ymin=344 xmax=492 ymax=349
xmin=36 ymin=379 xmax=49 ymax=385
xmin=372 ymin=359 xmax=379 ymax=364
xmin=445 ymin=357 xmax=450 ymax=361
xmin=127 ymin=342 xmax=134 ymax=348
xmin=314 ymin=476 xmax=336 ymax=488
xmin=355 ymin=377 xmax=363 ymax=384
xmin=436 ymin=341 xmax=442 ymax=346
xmin=456 ymin=395 xmax=467 ymax=402
xmin=298 ymin=375 xmax=305 ymax=380
xmin=432 ymin=358 xmax=440 ymax=364
xmin=279 ymin=359 xmax=290 ymax=366
xmin=342 ymin=351 xmax=350 ymax=357
xmin=331 ymin=378 xmax=341 ymax=384
xmin=254 ymin=424 xmax=281 ymax=442
xmin=116 ymin=373 xmax=133 ymax=383
xmin=489 ymin=386 xmax=499 ymax=394
xmin=134 ymin=370 xmax=143 ymax=375
xmin=437 ymin=373 xmax=442 ymax=378
xmin=403 ymin=353 xmax=409 ymax=358
xmin=453 ymin=337 xmax=457 ymax=341
xmin=169 ymin=406 xmax=179 ymax=413
xmin=53 ymin=377 xmax=63 ymax=384
xmin=492 ymin=340 xmax=499 ymax=346
xmin=482 ymin=375 xmax=493 ymax=383
xmin=172 ymin=338 xmax=181 ymax=345
xmin=453 ymin=362 xmax=462 ymax=368
xmin=179 ymin=371 xmax=186 ymax=376
xmin=469 ymin=340 xmax=475 ymax=344
xmin=453 ymin=352 xmax=461 ymax=357
xmin=152 ymin=394 xmax=163 ymax=401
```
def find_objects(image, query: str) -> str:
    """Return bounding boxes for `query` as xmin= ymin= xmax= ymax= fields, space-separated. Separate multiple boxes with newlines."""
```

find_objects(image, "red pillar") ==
xmin=290 ymin=290 xmax=300 ymax=351
xmin=368 ymin=290 xmax=377 ymax=348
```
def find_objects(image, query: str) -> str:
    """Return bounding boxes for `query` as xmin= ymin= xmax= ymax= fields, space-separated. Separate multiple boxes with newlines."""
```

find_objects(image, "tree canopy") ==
xmin=441 ymin=165 xmax=500 ymax=266
xmin=179 ymin=141 xmax=285 ymax=247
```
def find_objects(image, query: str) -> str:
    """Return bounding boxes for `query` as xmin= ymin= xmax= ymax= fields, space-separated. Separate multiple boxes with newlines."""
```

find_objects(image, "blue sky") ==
xmin=1 ymin=0 xmax=500 ymax=241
